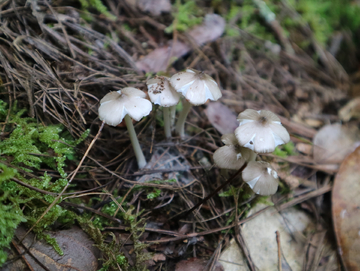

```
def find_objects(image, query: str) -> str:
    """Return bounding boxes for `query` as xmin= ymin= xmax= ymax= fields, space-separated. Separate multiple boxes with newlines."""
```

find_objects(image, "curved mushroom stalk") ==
xmin=124 ymin=115 xmax=147 ymax=169
xmin=174 ymin=99 xmax=192 ymax=138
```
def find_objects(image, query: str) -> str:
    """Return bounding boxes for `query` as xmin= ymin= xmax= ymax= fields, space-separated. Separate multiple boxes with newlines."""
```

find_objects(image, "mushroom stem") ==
xmin=163 ymin=107 xmax=171 ymax=139
xmin=175 ymin=99 xmax=192 ymax=138
xmin=124 ymin=114 xmax=147 ymax=169
xmin=170 ymin=105 xmax=176 ymax=128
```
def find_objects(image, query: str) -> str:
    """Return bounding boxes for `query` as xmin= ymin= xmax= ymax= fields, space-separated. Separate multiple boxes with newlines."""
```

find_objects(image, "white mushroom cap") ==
xmin=147 ymin=76 xmax=180 ymax=107
xmin=213 ymin=133 xmax=257 ymax=169
xmin=242 ymin=161 xmax=279 ymax=196
xmin=235 ymin=109 xmax=290 ymax=153
xmin=98 ymin=87 xmax=152 ymax=126
xmin=169 ymin=68 xmax=222 ymax=106
xmin=213 ymin=145 xmax=246 ymax=170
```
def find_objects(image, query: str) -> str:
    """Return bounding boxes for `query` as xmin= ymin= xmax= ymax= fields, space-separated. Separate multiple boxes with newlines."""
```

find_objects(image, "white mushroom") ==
xmin=98 ymin=87 xmax=152 ymax=168
xmin=170 ymin=68 xmax=222 ymax=138
xmin=242 ymin=161 xmax=279 ymax=195
xmin=147 ymin=76 xmax=180 ymax=139
xmin=235 ymin=109 xmax=290 ymax=153
xmin=213 ymin=133 xmax=257 ymax=169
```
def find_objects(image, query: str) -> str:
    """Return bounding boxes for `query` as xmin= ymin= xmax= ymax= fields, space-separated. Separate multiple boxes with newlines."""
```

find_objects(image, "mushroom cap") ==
xmin=169 ymin=68 xmax=222 ymax=106
xmin=242 ymin=161 xmax=279 ymax=196
xmin=98 ymin=87 xmax=152 ymax=126
xmin=213 ymin=145 xmax=246 ymax=170
xmin=214 ymin=133 xmax=257 ymax=169
xmin=147 ymin=76 xmax=180 ymax=107
xmin=235 ymin=109 xmax=290 ymax=153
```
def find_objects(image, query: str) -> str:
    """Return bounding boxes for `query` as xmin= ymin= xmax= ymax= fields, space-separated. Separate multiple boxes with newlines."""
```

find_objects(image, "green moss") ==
xmin=0 ymin=101 xmax=88 ymax=266
xmin=79 ymin=207 xmax=151 ymax=271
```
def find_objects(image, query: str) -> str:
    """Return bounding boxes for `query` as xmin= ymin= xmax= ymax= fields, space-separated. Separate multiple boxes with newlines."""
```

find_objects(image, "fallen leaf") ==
xmin=339 ymin=97 xmax=360 ymax=121
xmin=332 ymin=146 xmax=360 ymax=271
xmin=136 ymin=14 xmax=225 ymax=72
xmin=219 ymin=204 xmax=322 ymax=271
xmin=313 ymin=123 xmax=360 ymax=165
xmin=296 ymin=142 xmax=312 ymax=155
xmin=5 ymin=226 xmax=100 ymax=271
xmin=153 ymin=253 xmax=166 ymax=262
xmin=205 ymin=102 xmax=238 ymax=135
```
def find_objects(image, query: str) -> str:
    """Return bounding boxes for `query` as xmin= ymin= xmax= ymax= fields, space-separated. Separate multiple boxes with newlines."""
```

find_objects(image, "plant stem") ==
xmin=124 ymin=114 xmax=146 ymax=169
xmin=170 ymin=105 xmax=176 ymax=128
xmin=163 ymin=107 xmax=171 ymax=139
xmin=175 ymin=99 xmax=192 ymax=138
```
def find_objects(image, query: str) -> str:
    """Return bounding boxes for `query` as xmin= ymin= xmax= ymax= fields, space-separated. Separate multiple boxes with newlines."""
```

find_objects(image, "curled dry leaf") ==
xmin=136 ymin=14 xmax=225 ymax=72
xmin=4 ymin=226 xmax=100 ymax=271
xmin=332 ymin=146 xmax=360 ymax=271
xmin=313 ymin=123 xmax=360 ymax=165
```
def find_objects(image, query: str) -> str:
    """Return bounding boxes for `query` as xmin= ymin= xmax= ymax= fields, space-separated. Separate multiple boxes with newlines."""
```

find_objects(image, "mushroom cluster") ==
xmin=146 ymin=68 xmax=222 ymax=139
xmin=213 ymin=109 xmax=290 ymax=195
xmin=98 ymin=68 xmax=221 ymax=169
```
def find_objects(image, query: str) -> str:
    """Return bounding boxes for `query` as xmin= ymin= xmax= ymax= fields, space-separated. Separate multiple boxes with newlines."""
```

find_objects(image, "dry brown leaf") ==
xmin=205 ymin=102 xmax=238 ymax=135
xmin=313 ymin=123 xmax=360 ymax=165
xmin=5 ymin=226 xmax=100 ymax=271
xmin=136 ymin=14 xmax=225 ymax=72
xmin=153 ymin=253 xmax=166 ymax=262
xmin=339 ymin=97 xmax=360 ymax=122
xmin=296 ymin=142 xmax=312 ymax=155
xmin=332 ymin=146 xmax=360 ymax=271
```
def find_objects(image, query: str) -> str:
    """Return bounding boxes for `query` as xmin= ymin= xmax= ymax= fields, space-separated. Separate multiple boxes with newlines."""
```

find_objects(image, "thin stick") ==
xmin=276 ymin=231 xmax=282 ymax=271
xmin=20 ymin=122 xmax=105 ymax=242
xmin=172 ymin=163 xmax=248 ymax=221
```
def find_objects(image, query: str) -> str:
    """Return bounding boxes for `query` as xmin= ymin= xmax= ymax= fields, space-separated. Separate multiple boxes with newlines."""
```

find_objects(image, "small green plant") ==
xmin=165 ymin=0 xmax=203 ymax=33
xmin=78 ymin=0 xmax=116 ymax=21
xmin=79 ymin=207 xmax=151 ymax=271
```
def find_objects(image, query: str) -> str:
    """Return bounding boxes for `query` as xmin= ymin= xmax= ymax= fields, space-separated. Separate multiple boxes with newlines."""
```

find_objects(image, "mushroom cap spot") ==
xmin=235 ymin=109 xmax=290 ymax=153
xmin=242 ymin=161 xmax=279 ymax=196
xmin=98 ymin=88 xmax=152 ymax=126
xmin=169 ymin=68 xmax=222 ymax=105
xmin=213 ymin=145 xmax=246 ymax=170
xmin=147 ymin=76 xmax=180 ymax=107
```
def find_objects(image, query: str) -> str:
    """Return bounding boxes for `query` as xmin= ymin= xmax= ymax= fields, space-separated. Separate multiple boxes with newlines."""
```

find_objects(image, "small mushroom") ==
xmin=170 ymin=68 xmax=222 ymax=138
xmin=98 ymin=87 xmax=152 ymax=168
xmin=235 ymin=109 xmax=290 ymax=153
xmin=147 ymin=76 xmax=180 ymax=139
xmin=242 ymin=161 xmax=279 ymax=195
xmin=213 ymin=133 xmax=257 ymax=169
